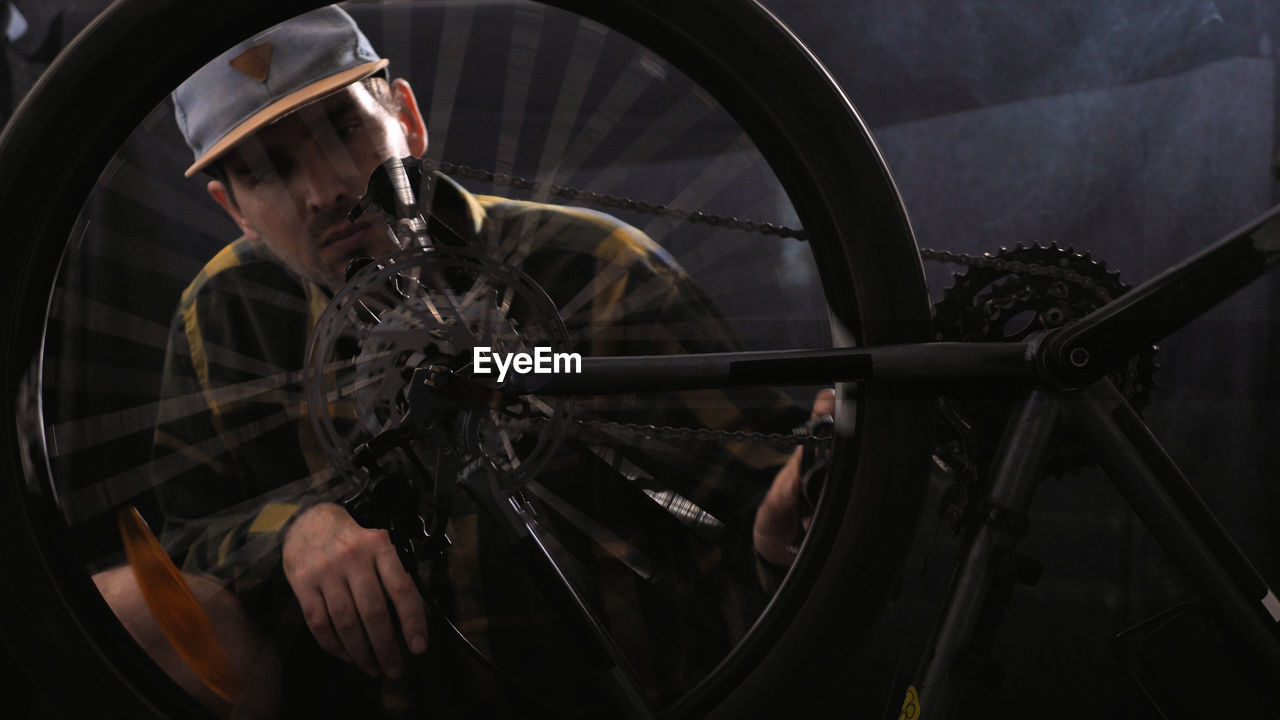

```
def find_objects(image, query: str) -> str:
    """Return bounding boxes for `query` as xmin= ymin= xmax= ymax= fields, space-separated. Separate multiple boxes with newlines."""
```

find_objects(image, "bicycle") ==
xmin=0 ymin=0 xmax=1274 ymax=718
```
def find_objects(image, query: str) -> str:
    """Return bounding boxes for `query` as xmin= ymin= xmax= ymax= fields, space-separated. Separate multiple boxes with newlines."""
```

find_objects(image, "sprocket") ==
xmin=932 ymin=244 xmax=1157 ymax=480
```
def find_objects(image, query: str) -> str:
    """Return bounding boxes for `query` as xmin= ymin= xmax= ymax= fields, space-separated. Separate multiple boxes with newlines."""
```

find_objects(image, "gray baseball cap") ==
xmin=173 ymin=5 xmax=389 ymax=178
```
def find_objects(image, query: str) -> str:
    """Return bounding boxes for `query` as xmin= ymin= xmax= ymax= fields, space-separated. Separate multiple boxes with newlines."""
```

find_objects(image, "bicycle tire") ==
xmin=0 ymin=1 xmax=934 ymax=718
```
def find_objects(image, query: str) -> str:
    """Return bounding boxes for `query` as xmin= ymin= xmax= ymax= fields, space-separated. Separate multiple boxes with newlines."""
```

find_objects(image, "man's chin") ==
xmin=338 ymin=256 xmax=369 ymax=281
xmin=319 ymin=234 xmax=398 ymax=290
xmin=318 ymin=254 xmax=372 ymax=291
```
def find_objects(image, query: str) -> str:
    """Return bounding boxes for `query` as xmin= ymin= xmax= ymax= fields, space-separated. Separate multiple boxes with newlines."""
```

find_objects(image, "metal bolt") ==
xmin=1068 ymin=347 xmax=1091 ymax=369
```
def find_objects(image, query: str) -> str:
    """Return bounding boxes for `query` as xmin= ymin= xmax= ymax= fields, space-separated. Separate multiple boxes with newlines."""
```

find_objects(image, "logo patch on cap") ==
xmin=229 ymin=42 xmax=273 ymax=83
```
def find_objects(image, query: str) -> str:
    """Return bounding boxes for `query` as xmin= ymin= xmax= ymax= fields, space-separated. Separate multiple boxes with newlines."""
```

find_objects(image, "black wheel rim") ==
xmin=0 ymin=2 xmax=934 ymax=718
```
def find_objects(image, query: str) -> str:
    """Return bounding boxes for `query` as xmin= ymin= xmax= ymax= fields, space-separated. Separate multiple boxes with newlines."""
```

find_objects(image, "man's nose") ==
xmin=298 ymin=143 xmax=361 ymax=214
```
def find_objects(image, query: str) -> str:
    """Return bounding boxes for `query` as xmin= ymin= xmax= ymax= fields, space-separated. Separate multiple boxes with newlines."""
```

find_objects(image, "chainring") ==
xmin=303 ymin=246 xmax=574 ymax=495
xmin=932 ymin=244 xmax=1157 ymax=480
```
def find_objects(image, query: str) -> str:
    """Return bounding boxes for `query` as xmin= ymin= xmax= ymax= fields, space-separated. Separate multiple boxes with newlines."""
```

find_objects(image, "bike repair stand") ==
xmin=915 ymin=387 xmax=1059 ymax=715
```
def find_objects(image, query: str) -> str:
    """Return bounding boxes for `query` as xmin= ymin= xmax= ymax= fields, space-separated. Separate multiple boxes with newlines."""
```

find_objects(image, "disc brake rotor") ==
xmin=304 ymin=246 xmax=574 ymax=495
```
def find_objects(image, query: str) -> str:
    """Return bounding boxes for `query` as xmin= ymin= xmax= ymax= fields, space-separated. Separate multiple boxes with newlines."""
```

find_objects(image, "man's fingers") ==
xmin=374 ymin=547 xmax=429 ymax=656
xmin=780 ymin=446 xmax=804 ymax=499
xmin=297 ymin=589 xmax=346 ymax=661
xmin=754 ymin=388 xmax=835 ymax=569
xmin=348 ymin=564 xmax=404 ymax=679
xmin=281 ymin=504 xmax=420 ymax=676
xmin=813 ymin=387 xmax=835 ymax=416
xmin=320 ymin=581 xmax=379 ymax=676
xmin=759 ymin=446 xmax=804 ymax=525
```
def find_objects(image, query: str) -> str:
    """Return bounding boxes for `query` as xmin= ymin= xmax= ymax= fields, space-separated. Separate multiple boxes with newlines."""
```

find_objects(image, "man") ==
xmin=148 ymin=5 xmax=809 ymax=717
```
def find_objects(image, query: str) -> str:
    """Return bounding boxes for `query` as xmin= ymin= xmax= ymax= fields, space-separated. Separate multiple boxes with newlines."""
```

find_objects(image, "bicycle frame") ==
xmin=915 ymin=379 xmax=1280 ymax=715
xmin=343 ymin=107 xmax=1280 ymax=715
xmin=519 ymin=192 xmax=1280 ymax=715
xmin=530 ymin=203 xmax=1280 ymax=395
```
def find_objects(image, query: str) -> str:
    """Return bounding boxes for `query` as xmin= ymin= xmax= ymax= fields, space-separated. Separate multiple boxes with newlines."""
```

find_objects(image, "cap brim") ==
xmin=184 ymin=58 xmax=390 ymax=178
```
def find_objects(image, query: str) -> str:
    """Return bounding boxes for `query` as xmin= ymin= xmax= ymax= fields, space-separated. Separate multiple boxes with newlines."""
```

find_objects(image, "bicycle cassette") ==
xmin=303 ymin=246 xmax=574 ymax=495
xmin=932 ymin=244 xmax=1157 ymax=479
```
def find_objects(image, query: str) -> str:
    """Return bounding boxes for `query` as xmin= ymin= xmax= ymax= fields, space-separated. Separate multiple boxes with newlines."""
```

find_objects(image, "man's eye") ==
xmin=255 ymin=157 xmax=294 ymax=184
xmin=243 ymin=167 xmax=278 ymax=187
xmin=337 ymin=121 xmax=363 ymax=140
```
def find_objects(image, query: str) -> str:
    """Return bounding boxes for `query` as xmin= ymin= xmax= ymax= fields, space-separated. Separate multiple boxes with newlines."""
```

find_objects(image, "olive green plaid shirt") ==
xmin=152 ymin=173 xmax=803 ymax=713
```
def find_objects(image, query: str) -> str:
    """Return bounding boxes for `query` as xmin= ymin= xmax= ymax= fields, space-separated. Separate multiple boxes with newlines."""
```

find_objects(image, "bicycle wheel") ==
xmin=0 ymin=1 xmax=933 ymax=718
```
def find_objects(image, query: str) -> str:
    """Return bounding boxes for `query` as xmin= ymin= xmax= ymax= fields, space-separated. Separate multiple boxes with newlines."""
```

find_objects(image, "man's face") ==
xmin=208 ymin=79 xmax=427 ymax=291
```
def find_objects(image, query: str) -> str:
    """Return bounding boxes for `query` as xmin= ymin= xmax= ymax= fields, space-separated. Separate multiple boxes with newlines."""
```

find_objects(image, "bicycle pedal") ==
xmin=1115 ymin=602 xmax=1277 ymax=717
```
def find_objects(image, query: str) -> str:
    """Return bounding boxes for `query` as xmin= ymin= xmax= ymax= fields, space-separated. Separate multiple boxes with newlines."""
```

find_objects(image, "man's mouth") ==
xmin=320 ymin=221 xmax=372 ymax=252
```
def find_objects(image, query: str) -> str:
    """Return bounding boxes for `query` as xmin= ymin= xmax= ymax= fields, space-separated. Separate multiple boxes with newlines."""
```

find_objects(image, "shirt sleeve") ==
xmin=151 ymin=253 xmax=329 ymax=613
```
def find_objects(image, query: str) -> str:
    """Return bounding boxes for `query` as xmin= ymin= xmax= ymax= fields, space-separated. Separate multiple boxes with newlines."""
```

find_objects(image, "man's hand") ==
xmin=282 ymin=502 xmax=428 ymax=678
xmin=753 ymin=388 xmax=835 ymax=567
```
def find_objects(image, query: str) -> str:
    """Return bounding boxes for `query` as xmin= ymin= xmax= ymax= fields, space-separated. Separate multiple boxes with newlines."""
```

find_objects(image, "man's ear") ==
xmin=207 ymin=180 xmax=260 ymax=240
xmin=390 ymin=78 xmax=428 ymax=157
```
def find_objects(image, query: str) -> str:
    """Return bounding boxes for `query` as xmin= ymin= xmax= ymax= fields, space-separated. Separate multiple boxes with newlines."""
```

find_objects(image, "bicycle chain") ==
xmin=429 ymin=160 xmax=808 ymax=240
xmin=571 ymin=417 xmax=831 ymax=454
xmin=428 ymin=162 xmax=1118 ymax=452
xmin=918 ymin=247 xmax=1112 ymax=303
xmin=430 ymin=161 xmax=1111 ymax=300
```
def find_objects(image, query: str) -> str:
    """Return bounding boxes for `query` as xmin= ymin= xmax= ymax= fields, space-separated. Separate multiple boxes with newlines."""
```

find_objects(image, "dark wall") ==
xmin=1 ymin=0 xmax=110 ymax=123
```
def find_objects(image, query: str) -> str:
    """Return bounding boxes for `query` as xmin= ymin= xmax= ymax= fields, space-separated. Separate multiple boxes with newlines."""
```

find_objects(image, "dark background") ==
xmin=4 ymin=1 xmax=1279 ymax=717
